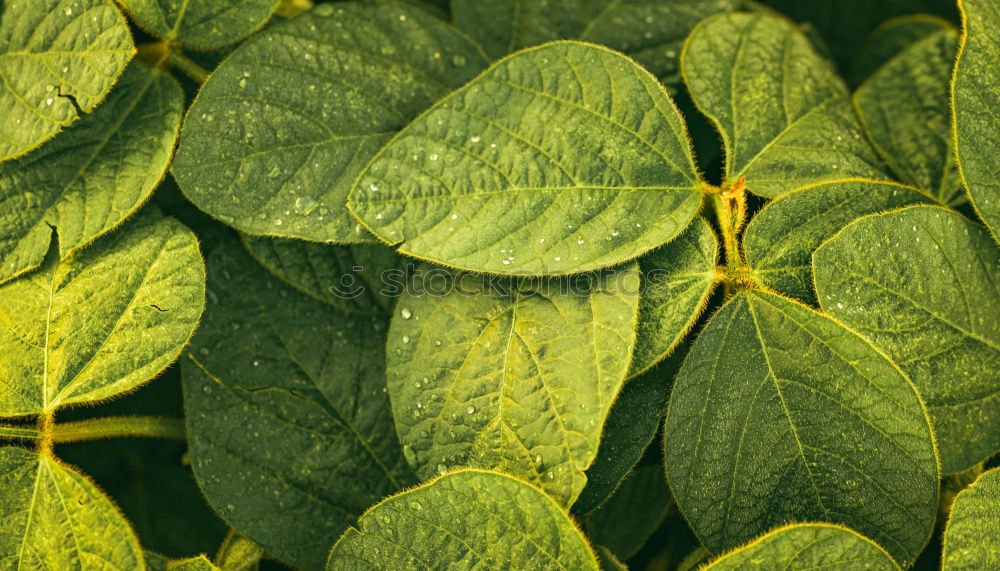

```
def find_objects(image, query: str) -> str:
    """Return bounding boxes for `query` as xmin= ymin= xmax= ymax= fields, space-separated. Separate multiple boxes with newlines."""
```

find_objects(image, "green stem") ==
xmin=166 ymin=49 xmax=210 ymax=85
xmin=0 ymin=424 xmax=42 ymax=440
xmin=710 ymin=177 xmax=751 ymax=297
xmin=51 ymin=416 xmax=186 ymax=444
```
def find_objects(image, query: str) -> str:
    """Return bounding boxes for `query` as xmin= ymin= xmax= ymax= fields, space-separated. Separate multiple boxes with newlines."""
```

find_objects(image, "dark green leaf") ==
xmin=586 ymin=463 xmax=671 ymax=560
xmin=943 ymin=467 xmax=1000 ymax=569
xmin=119 ymin=0 xmax=280 ymax=51
xmin=848 ymin=14 xmax=954 ymax=86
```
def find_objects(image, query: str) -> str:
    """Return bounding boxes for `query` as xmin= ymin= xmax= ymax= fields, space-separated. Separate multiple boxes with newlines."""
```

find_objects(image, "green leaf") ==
xmin=848 ymin=14 xmax=954 ymax=86
xmin=118 ymin=0 xmax=280 ymax=51
xmin=172 ymin=2 xmax=487 ymax=243
xmin=682 ymin=12 xmax=886 ymax=197
xmin=586 ymin=463 xmax=671 ymax=560
xmin=0 ymin=62 xmax=184 ymax=284
xmin=146 ymin=553 xmax=218 ymax=571
xmin=0 ymin=0 xmax=134 ymax=161
xmin=241 ymin=235 xmax=403 ymax=316
xmin=0 ymin=446 xmax=144 ymax=569
xmin=743 ymin=179 xmax=933 ymax=304
xmin=326 ymin=468 xmax=600 ymax=570
xmin=595 ymin=546 xmax=627 ymax=571
xmin=664 ymin=289 xmax=939 ymax=566
xmin=631 ymin=217 xmax=717 ymax=377
xmin=854 ymin=30 xmax=963 ymax=205
xmin=0 ymin=210 xmax=205 ymax=415
xmin=813 ymin=205 xmax=1000 ymax=474
xmin=350 ymin=41 xmax=703 ymax=275
xmin=703 ymin=523 xmax=899 ymax=570
xmin=386 ymin=264 xmax=640 ymax=505
xmin=953 ymin=0 xmax=1000 ymax=241
xmin=181 ymin=239 xmax=413 ymax=570
xmin=943 ymin=467 xmax=1000 ymax=569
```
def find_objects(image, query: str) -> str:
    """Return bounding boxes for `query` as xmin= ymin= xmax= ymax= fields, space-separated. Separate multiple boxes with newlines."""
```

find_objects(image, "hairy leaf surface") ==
xmin=814 ymin=205 xmax=1000 ymax=473
xmin=0 ymin=446 xmax=143 ymax=569
xmin=327 ymin=469 xmax=599 ymax=570
xmin=664 ymin=290 xmax=938 ymax=565
xmin=0 ymin=63 xmax=184 ymax=284
xmin=943 ymin=467 xmax=1000 ymax=569
xmin=172 ymin=2 xmax=487 ymax=242
xmin=0 ymin=211 xmax=204 ymax=415
xmin=386 ymin=265 xmax=640 ymax=505
xmin=350 ymin=41 xmax=703 ymax=275
xmin=849 ymin=14 xmax=954 ymax=86
xmin=854 ymin=30 xmax=963 ymax=205
xmin=743 ymin=180 xmax=933 ymax=304
xmin=146 ymin=553 xmax=217 ymax=571
xmin=682 ymin=12 xmax=885 ymax=197
xmin=585 ymin=463 xmax=671 ymax=560
xmin=0 ymin=0 xmax=134 ymax=160
xmin=181 ymin=240 xmax=413 ymax=569
xmin=704 ymin=523 xmax=898 ymax=570
xmin=119 ymin=0 xmax=279 ymax=51
xmin=953 ymin=0 xmax=1000 ymax=240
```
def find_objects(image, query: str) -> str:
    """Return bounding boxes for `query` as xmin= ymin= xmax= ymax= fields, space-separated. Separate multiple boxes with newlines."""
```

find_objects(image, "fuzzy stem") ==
xmin=0 ymin=424 xmax=42 ymax=440
xmin=50 ymin=416 xmax=186 ymax=444
xmin=166 ymin=49 xmax=210 ymax=85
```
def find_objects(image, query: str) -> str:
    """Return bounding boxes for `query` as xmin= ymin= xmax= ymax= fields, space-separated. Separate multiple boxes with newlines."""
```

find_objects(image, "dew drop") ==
xmin=401 ymin=335 xmax=410 ymax=344
xmin=470 ymin=135 xmax=480 ymax=143
xmin=429 ymin=153 xmax=439 ymax=161
xmin=274 ymin=218 xmax=283 ymax=226
xmin=467 ymin=405 xmax=475 ymax=414
xmin=400 ymin=308 xmax=413 ymax=319
xmin=437 ymin=463 xmax=448 ymax=475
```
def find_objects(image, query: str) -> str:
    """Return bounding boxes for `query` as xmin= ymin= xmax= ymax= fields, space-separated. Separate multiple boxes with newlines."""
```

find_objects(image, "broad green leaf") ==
xmin=664 ymin=290 xmax=939 ymax=565
xmin=703 ymin=523 xmax=899 ymax=570
xmin=814 ymin=205 xmax=1000 ymax=473
xmin=854 ymin=30 xmax=963 ymax=205
xmin=0 ymin=446 xmax=144 ymax=569
xmin=452 ymin=0 xmax=736 ymax=83
xmin=0 ymin=62 xmax=184 ymax=284
xmin=848 ymin=14 xmax=954 ymax=86
xmin=586 ymin=463 xmax=671 ymax=560
xmin=172 ymin=2 xmax=487 ymax=242
xmin=146 ymin=553 xmax=218 ymax=571
xmin=743 ymin=180 xmax=933 ymax=304
xmin=0 ymin=210 xmax=205 ymax=415
xmin=386 ymin=264 xmax=640 ymax=505
xmin=630 ymin=217 xmax=717 ymax=377
xmin=181 ymin=239 xmax=413 ymax=570
xmin=0 ymin=0 xmax=134 ymax=160
xmin=953 ymin=0 xmax=1000 ymax=241
xmin=241 ymin=235 xmax=403 ymax=315
xmin=213 ymin=531 xmax=264 ymax=571
xmin=118 ymin=0 xmax=280 ymax=51
xmin=350 ymin=41 xmax=703 ymax=275
xmin=682 ymin=12 xmax=886 ymax=197
xmin=326 ymin=468 xmax=600 ymax=570
xmin=595 ymin=547 xmax=627 ymax=571
xmin=943 ymin=467 xmax=1000 ymax=569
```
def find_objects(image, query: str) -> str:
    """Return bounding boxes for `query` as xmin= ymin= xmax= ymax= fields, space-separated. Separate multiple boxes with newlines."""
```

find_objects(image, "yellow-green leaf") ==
xmin=943 ymin=467 xmax=1000 ymax=569
xmin=119 ymin=0 xmax=279 ymax=51
xmin=704 ymin=523 xmax=898 ymax=570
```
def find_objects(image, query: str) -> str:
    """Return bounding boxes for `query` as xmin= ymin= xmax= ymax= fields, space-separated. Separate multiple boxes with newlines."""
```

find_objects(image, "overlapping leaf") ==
xmin=665 ymin=290 xmax=938 ymax=565
xmin=704 ymin=523 xmax=898 ymax=570
xmin=119 ymin=0 xmax=279 ymax=51
xmin=327 ymin=469 xmax=600 ymax=570
xmin=181 ymin=239 xmax=413 ymax=569
xmin=0 ymin=210 xmax=204 ymax=416
xmin=585 ymin=463 xmax=671 ymax=560
xmin=952 ymin=0 xmax=1000 ymax=241
xmin=0 ymin=446 xmax=143 ymax=569
xmin=814 ymin=205 xmax=1000 ymax=473
xmin=849 ymin=14 xmax=954 ymax=86
xmin=943 ymin=468 xmax=1000 ymax=569
xmin=386 ymin=264 xmax=640 ymax=505
xmin=855 ymin=30 xmax=963 ymax=205
xmin=743 ymin=180 xmax=932 ymax=304
xmin=0 ymin=62 xmax=184 ymax=284
xmin=172 ymin=2 xmax=487 ymax=242
xmin=350 ymin=41 xmax=703 ymax=275
xmin=682 ymin=12 xmax=886 ymax=197
xmin=0 ymin=0 xmax=134 ymax=160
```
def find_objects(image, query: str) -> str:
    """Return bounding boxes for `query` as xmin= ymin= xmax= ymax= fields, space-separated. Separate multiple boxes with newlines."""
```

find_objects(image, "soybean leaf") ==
xmin=241 ymin=235 xmax=404 ymax=316
xmin=0 ymin=62 xmax=184 ymax=285
xmin=118 ymin=0 xmax=280 ymax=51
xmin=386 ymin=264 xmax=640 ymax=505
xmin=350 ymin=41 xmax=703 ymax=275
xmin=0 ymin=210 xmax=205 ymax=416
xmin=172 ymin=2 xmax=487 ymax=243
xmin=743 ymin=180 xmax=933 ymax=304
xmin=630 ymin=217 xmax=717 ymax=377
xmin=854 ymin=30 xmax=963 ymax=205
xmin=586 ymin=463 xmax=671 ymax=560
xmin=682 ymin=12 xmax=886 ymax=198
xmin=664 ymin=290 xmax=939 ymax=566
xmin=848 ymin=14 xmax=954 ymax=86
xmin=814 ymin=205 xmax=1000 ymax=474
xmin=181 ymin=239 xmax=413 ymax=570
xmin=0 ymin=446 xmax=144 ymax=569
xmin=452 ymin=0 xmax=736 ymax=84
xmin=952 ymin=0 xmax=1000 ymax=241
xmin=146 ymin=553 xmax=218 ymax=571
xmin=0 ymin=0 xmax=134 ymax=160
xmin=703 ymin=523 xmax=899 ymax=570
xmin=326 ymin=468 xmax=600 ymax=570
xmin=943 ymin=467 xmax=1000 ymax=569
